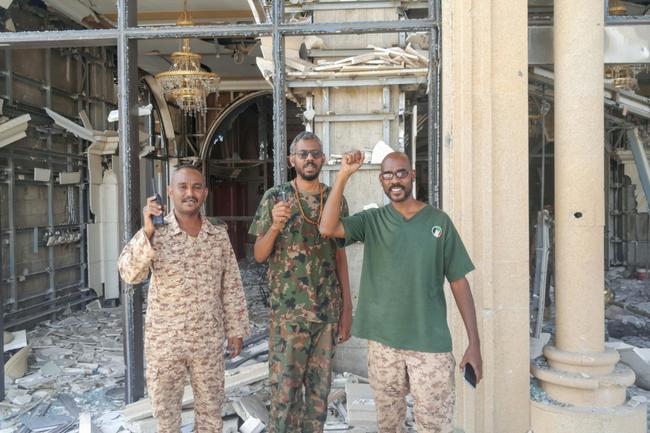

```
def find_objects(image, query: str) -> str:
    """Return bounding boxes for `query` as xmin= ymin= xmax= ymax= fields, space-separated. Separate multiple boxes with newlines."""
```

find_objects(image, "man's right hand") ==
xmin=143 ymin=196 xmax=163 ymax=239
xmin=340 ymin=150 xmax=364 ymax=178
xmin=271 ymin=201 xmax=291 ymax=232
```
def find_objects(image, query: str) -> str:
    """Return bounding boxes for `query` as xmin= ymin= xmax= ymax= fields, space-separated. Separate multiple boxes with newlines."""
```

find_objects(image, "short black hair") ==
xmin=290 ymin=131 xmax=322 ymax=154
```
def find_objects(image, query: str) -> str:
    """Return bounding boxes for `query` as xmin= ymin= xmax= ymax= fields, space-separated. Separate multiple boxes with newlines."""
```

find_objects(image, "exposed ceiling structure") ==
xmin=64 ymin=0 xmax=259 ymax=26
xmin=40 ymin=0 xmax=264 ymax=80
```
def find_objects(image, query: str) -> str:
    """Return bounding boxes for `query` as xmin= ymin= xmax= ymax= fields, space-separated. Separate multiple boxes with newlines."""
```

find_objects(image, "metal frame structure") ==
xmin=0 ymin=40 xmax=116 ymax=399
xmin=0 ymin=46 xmax=115 ymax=319
xmin=0 ymin=0 xmax=441 ymax=402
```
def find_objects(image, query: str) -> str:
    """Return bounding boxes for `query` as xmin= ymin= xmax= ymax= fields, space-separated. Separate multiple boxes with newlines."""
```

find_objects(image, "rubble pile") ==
xmin=605 ymin=267 xmax=650 ymax=348
xmin=256 ymin=43 xmax=428 ymax=81
xmin=1 ymin=302 xmax=126 ymax=432
xmin=1 ymin=259 xmax=417 ymax=432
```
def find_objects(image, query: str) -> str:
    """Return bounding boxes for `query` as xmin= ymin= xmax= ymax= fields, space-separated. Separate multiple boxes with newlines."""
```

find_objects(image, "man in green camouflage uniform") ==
xmin=249 ymin=131 xmax=352 ymax=433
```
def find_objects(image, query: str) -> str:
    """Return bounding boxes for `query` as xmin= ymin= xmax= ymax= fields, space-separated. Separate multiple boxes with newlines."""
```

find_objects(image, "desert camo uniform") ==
xmin=118 ymin=212 xmax=250 ymax=433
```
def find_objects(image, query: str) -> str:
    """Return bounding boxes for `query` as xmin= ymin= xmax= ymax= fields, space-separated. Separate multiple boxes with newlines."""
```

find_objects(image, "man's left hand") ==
xmin=459 ymin=342 xmax=483 ymax=385
xmin=227 ymin=337 xmax=243 ymax=358
xmin=337 ymin=307 xmax=352 ymax=343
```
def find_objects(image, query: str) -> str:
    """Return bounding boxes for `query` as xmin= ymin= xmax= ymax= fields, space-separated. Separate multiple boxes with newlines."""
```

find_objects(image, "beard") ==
xmin=383 ymin=183 xmax=412 ymax=202
xmin=295 ymin=162 xmax=322 ymax=181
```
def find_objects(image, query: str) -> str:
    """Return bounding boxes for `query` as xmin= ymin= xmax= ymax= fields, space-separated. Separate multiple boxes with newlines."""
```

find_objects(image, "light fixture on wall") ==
xmin=155 ymin=0 xmax=220 ymax=116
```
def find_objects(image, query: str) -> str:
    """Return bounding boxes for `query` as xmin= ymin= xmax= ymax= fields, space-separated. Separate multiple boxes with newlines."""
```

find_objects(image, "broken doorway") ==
xmin=202 ymin=91 xmax=302 ymax=258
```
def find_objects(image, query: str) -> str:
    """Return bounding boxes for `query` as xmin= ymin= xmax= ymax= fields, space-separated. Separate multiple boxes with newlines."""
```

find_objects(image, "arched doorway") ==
xmin=200 ymin=92 xmax=302 ymax=258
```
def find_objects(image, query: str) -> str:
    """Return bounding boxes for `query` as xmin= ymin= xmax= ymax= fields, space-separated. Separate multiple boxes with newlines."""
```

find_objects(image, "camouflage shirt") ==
xmin=249 ymin=181 xmax=348 ymax=324
xmin=117 ymin=213 xmax=250 ymax=344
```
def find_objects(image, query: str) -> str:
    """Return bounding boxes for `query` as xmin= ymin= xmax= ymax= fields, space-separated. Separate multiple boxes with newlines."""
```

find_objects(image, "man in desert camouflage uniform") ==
xmin=118 ymin=165 xmax=250 ymax=433
xmin=249 ymin=131 xmax=352 ymax=433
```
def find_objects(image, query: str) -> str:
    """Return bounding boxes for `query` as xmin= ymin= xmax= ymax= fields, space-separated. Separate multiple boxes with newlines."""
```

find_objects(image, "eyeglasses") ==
xmin=380 ymin=169 xmax=410 ymax=180
xmin=293 ymin=150 xmax=323 ymax=159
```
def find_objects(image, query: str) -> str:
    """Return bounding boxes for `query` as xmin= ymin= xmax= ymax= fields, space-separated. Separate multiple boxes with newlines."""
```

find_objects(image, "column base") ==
xmin=532 ymin=345 xmax=635 ymax=407
xmin=531 ymin=398 xmax=647 ymax=433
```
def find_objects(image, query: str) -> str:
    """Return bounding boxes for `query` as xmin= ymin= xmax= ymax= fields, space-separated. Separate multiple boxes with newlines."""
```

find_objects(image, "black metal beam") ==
xmin=0 ymin=29 xmax=118 ymax=48
xmin=428 ymin=0 xmax=441 ymax=207
xmin=0 ymin=168 xmax=4 ymax=402
xmin=0 ymin=19 xmax=438 ymax=48
xmin=118 ymin=0 xmax=145 ymax=404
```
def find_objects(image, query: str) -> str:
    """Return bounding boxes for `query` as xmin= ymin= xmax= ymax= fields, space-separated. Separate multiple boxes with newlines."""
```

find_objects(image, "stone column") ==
xmin=443 ymin=0 xmax=530 ymax=432
xmin=531 ymin=0 xmax=645 ymax=431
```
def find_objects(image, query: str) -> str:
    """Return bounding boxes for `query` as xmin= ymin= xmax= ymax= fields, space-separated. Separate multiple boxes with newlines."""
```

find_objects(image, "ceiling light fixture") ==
xmin=155 ymin=0 xmax=220 ymax=116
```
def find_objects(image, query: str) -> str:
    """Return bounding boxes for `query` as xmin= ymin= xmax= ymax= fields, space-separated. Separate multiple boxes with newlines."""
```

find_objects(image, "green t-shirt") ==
xmin=342 ymin=204 xmax=474 ymax=352
xmin=249 ymin=181 xmax=348 ymax=323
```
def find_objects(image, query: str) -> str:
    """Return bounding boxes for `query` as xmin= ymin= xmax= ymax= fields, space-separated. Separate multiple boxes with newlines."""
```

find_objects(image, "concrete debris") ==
xmin=4 ymin=330 xmax=27 ymax=352
xmin=0 ymin=307 xmax=126 ymax=427
xmin=0 ymin=113 xmax=30 ymax=148
xmin=239 ymin=416 xmax=264 ymax=433
xmin=86 ymin=300 xmax=103 ymax=311
xmin=107 ymin=104 xmax=153 ymax=123
xmin=6 ymin=389 xmax=32 ymax=406
xmin=20 ymin=414 xmax=73 ymax=431
xmin=303 ymin=35 xmax=325 ymax=50
xmin=5 ymin=346 xmax=32 ymax=380
xmin=222 ymin=416 xmax=239 ymax=433
xmin=605 ymin=268 xmax=650 ymax=348
xmin=45 ymin=108 xmax=118 ymax=147
xmin=619 ymin=345 xmax=650 ymax=390
xmin=231 ymin=395 xmax=269 ymax=425
xmin=345 ymin=383 xmax=377 ymax=430
xmin=79 ymin=412 xmax=98 ymax=433
xmin=0 ymin=259 xmax=416 ymax=433
xmin=530 ymin=332 xmax=551 ymax=359
xmin=257 ymin=43 xmax=428 ymax=81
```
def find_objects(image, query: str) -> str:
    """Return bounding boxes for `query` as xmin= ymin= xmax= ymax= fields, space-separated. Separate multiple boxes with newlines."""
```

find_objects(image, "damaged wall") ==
xmin=0 ymin=42 xmax=117 ymax=328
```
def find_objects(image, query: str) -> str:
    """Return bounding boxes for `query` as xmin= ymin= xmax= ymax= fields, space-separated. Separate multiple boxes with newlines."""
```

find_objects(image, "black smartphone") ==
xmin=464 ymin=364 xmax=477 ymax=388
xmin=150 ymin=178 xmax=165 ymax=226
xmin=152 ymin=193 xmax=165 ymax=226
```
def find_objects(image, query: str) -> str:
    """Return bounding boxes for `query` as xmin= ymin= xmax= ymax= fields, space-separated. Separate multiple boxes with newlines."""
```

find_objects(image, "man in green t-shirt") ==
xmin=320 ymin=151 xmax=483 ymax=433
xmin=249 ymin=131 xmax=352 ymax=433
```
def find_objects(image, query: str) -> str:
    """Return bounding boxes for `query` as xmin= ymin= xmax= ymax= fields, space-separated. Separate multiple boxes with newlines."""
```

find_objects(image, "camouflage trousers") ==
xmin=368 ymin=340 xmax=455 ymax=433
xmin=268 ymin=320 xmax=337 ymax=433
xmin=145 ymin=327 xmax=225 ymax=433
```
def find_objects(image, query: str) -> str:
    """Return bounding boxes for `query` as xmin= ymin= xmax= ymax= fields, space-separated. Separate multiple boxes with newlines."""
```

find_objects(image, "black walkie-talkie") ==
xmin=151 ymin=178 xmax=166 ymax=226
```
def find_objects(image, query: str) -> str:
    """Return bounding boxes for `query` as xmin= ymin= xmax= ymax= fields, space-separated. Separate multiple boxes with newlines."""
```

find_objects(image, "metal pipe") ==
xmin=7 ymin=158 xmax=16 ymax=310
xmin=45 ymin=47 xmax=57 ymax=321
xmin=272 ymin=0 xmax=287 ymax=185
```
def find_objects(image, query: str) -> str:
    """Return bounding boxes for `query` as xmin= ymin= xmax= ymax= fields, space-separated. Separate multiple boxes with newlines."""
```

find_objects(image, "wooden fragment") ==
xmin=285 ymin=57 xmax=316 ymax=72
xmin=405 ymin=43 xmax=429 ymax=65
xmin=79 ymin=110 xmax=93 ymax=129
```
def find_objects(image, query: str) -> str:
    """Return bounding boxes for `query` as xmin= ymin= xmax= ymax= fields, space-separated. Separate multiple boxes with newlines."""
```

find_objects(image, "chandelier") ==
xmin=155 ymin=0 xmax=220 ymax=116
